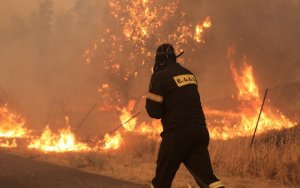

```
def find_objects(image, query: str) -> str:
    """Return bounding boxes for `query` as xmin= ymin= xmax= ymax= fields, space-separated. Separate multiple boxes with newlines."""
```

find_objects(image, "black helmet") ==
xmin=153 ymin=43 xmax=184 ymax=72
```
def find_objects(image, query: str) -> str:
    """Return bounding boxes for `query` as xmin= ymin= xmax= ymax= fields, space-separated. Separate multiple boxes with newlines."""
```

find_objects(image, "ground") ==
xmin=0 ymin=148 xmax=291 ymax=188
xmin=0 ymin=150 xmax=146 ymax=188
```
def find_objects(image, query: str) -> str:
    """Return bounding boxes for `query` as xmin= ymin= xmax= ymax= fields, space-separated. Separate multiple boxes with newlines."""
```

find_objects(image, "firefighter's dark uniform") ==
xmin=146 ymin=62 xmax=224 ymax=188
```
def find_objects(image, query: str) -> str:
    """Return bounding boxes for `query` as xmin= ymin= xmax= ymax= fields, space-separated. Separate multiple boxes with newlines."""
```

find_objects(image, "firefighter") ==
xmin=146 ymin=43 xmax=224 ymax=188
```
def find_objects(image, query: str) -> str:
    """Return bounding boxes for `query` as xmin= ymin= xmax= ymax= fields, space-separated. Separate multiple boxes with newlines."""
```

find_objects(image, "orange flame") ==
xmin=207 ymin=50 xmax=296 ymax=140
xmin=194 ymin=16 xmax=211 ymax=43
xmin=0 ymin=138 xmax=17 ymax=148
xmin=136 ymin=120 xmax=162 ymax=138
xmin=102 ymin=131 xmax=122 ymax=150
xmin=0 ymin=105 xmax=29 ymax=139
xmin=120 ymin=110 xmax=137 ymax=132
xmin=100 ymin=104 xmax=137 ymax=151
xmin=85 ymin=1 xmax=212 ymax=64
xmin=230 ymin=57 xmax=259 ymax=100
xmin=203 ymin=16 xmax=212 ymax=28
xmin=28 ymin=117 xmax=92 ymax=152
xmin=102 ymin=100 xmax=162 ymax=150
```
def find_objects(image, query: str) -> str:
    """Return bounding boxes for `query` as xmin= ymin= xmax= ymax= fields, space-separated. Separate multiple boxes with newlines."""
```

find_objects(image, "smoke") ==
xmin=0 ymin=0 xmax=299 ymax=135
xmin=183 ymin=0 xmax=300 ymax=100
xmin=0 ymin=0 xmax=110 ymax=134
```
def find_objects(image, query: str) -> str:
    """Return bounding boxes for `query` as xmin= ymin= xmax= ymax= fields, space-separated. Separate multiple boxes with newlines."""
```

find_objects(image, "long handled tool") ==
xmin=74 ymin=103 xmax=97 ymax=133
xmin=106 ymin=111 xmax=141 ymax=136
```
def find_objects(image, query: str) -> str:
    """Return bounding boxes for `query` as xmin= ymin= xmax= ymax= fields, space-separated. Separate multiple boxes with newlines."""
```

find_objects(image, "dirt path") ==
xmin=0 ymin=151 xmax=147 ymax=188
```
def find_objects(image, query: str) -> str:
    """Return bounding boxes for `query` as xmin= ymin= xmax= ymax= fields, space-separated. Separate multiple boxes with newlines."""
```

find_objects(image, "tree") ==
xmin=86 ymin=0 xmax=212 ymax=113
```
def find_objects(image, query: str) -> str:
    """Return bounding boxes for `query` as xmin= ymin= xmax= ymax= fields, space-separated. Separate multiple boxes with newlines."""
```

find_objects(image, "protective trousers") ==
xmin=152 ymin=125 xmax=222 ymax=188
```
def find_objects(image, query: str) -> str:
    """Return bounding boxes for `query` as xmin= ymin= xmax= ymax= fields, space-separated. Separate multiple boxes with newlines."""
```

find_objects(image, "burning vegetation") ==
xmin=0 ymin=60 xmax=298 ymax=152
xmin=205 ymin=48 xmax=297 ymax=140
xmin=0 ymin=0 xmax=298 ymax=154
xmin=0 ymin=0 xmax=299 ymax=187
xmin=28 ymin=117 xmax=92 ymax=153
xmin=0 ymin=105 xmax=29 ymax=139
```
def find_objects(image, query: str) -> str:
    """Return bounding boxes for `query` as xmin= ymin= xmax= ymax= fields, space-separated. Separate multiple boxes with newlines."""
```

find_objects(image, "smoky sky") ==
xmin=0 ymin=0 xmax=299 ymax=134
xmin=182 ymin=0 xmax=300 ymax=99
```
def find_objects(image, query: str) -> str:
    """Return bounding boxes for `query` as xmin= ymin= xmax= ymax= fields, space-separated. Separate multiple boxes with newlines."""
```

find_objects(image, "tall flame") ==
xmin=207 ymin=49 xmax=296 ymax=140
xmin=230 ymin=57 xmax=259 ymax=100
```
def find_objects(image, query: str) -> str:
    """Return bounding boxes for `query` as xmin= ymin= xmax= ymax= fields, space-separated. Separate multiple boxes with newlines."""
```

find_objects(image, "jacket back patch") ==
xmin=173 ymin=74 xmax=197 ymax=87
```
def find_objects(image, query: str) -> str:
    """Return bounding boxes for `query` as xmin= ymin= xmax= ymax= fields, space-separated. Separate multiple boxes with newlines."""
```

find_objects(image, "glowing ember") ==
xmin=102 ymin=131 xmax=122 ymax=150
xmin=102 ymin=84 xmax=109 ymax=89
xmin=28 ymin=117 xmax=92 ymax=152
xmin=0 ymin=105 xmax=29 ymax=139
xmin=203 ymin=16 xmax=212 ymax=28
xmin=85 ymin=1 xmax=212 ymax=65
xmin=109 ymin=0 xmax=178 ymax=46
xmin=84 ymin=50 xmax=92 ymax=64
xmin=98 ymin=83 xmax=110 ymax=93
xmin=111 ymin=64 xmax=120 ymax=71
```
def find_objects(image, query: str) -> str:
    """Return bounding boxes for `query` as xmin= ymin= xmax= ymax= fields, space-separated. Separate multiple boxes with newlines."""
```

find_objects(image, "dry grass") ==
xmin=59 ymin=127 xmax=299 ymax=187
xmin=5 ymin=126 xmax=299 ymax=188
xmin=210 ymin=127 xmax=300 ymax=187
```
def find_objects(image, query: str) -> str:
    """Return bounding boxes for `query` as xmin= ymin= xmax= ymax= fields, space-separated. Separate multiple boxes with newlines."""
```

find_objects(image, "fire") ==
xmin=102 ymin=131 xmax=122 ymax=150
xmin=0 ymin=105 xmax=29 ymax=139
xmin=110 ymin=0 xmax=178 ymax=45
xmin=83 ymin=2 xmax=213 ymax=137
xmin=120 ymin=108 xmax=137 ymax=131
xmin=0 ymin=138 xmax=17 ymax=148
xmin=28 ymin=117 xmax=92 ymax=152
xmin=101 ymin=102 xmax=137 ymax=150
xmin=85 ymin=1 xmax=212 ymax=65
xmin=206 ymin=49 xmax=297 ymax=140
xmin=119 ymin=101 xmax=162 ymax=136
xmin=102 ymin=101 xmax=162 ymax=150
xmin=230 ymin=57 xmax=259 ymax=100
xmin=81 ymin=1 xmax=213 ymax=150
xmin=194 ymin=16 xmax=212 ymax=43
xmin=203 ymin=16 xmax=212 ymax=28
xmin=137 ymin=120 xmax=162 ymax=137
xmin=2 ymin=1 xmax=292 ymax=154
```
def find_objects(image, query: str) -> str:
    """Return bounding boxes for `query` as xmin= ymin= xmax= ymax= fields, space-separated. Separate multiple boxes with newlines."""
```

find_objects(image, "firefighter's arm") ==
xmin=145 ymin=74 xmax=163 ymax=119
